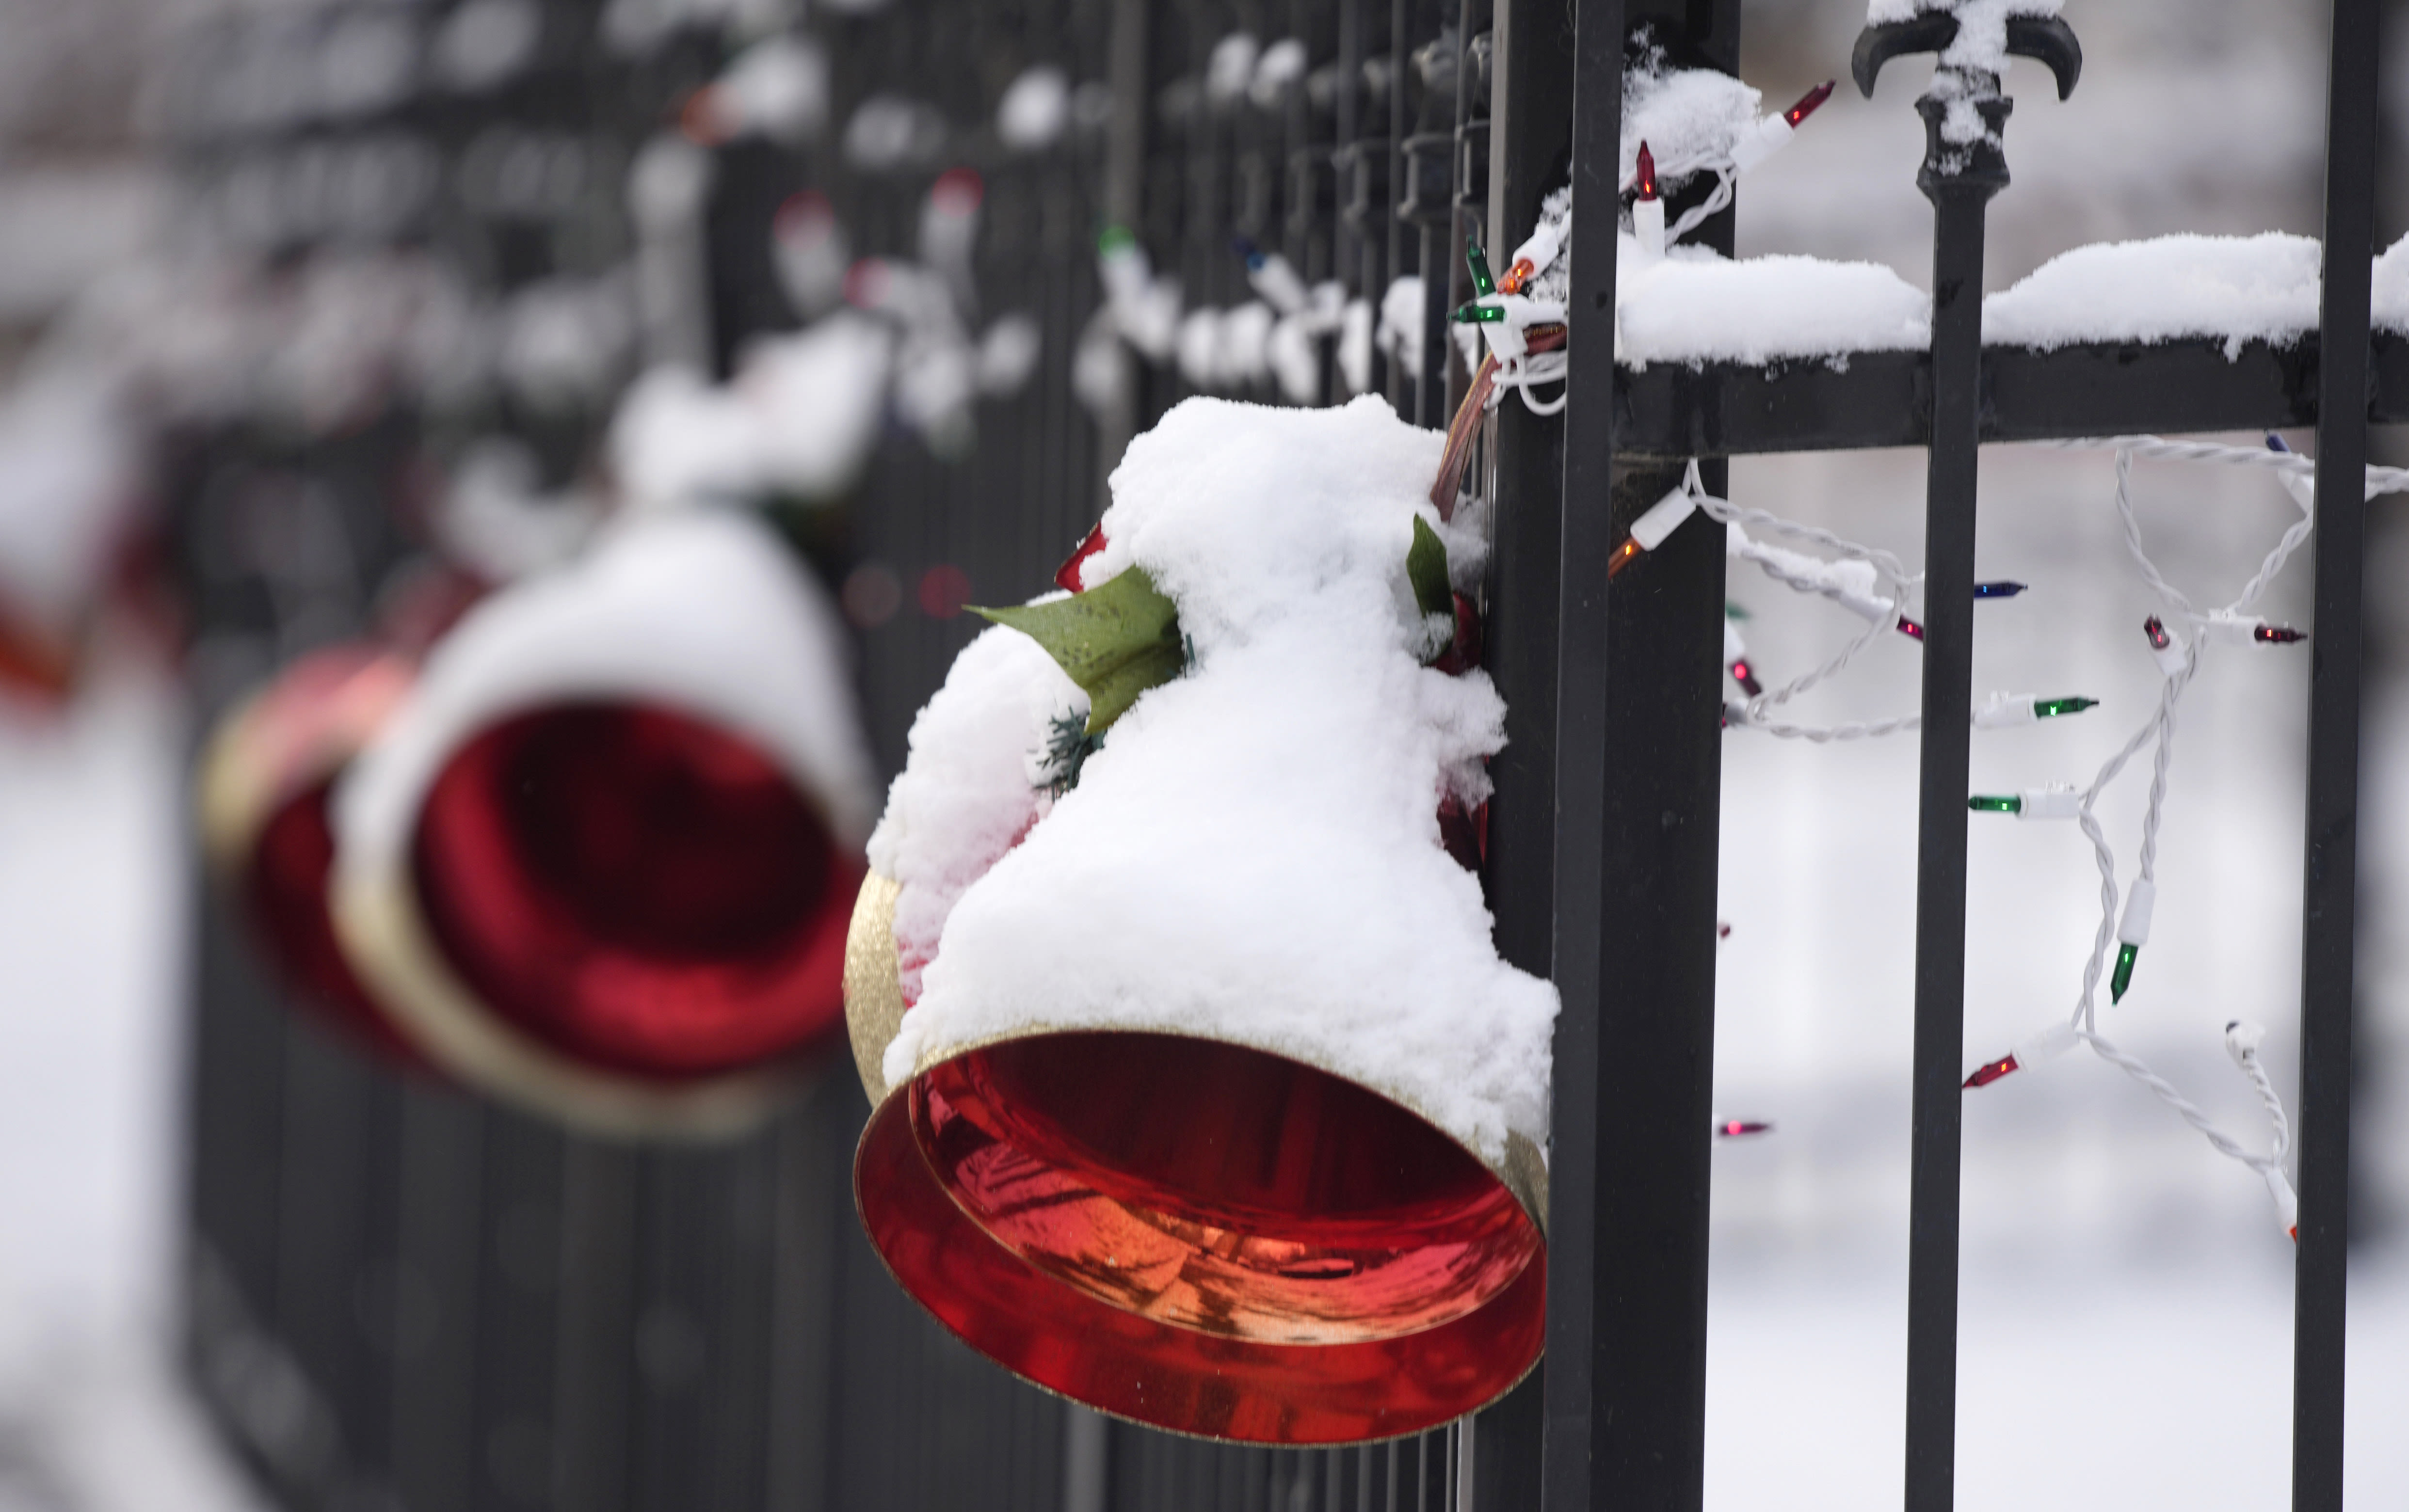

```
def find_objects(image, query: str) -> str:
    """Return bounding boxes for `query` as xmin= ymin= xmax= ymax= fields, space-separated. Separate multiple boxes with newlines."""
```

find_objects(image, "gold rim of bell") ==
xmin=330 ymin=834 xmax=815 ymax=1142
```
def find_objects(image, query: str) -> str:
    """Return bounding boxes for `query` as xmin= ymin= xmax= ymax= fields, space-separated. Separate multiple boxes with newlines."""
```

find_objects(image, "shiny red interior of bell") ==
xmin=244 ymin=777 xmax=431 ymax=1069
xmin=412 ymin=701 xmax=860 ymax=1082
xmin=859 ymin=1031 xmax=1545 ymax=1444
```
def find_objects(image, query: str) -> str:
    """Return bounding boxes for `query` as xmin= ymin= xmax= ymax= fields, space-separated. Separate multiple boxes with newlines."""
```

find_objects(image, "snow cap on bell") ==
xmin=848 ymin=396 xmax=1556 ymax=1446
xmin=334 ymin=508 xmax=877 ymax=1137
xmin=884 ymin=397 xmax=1553 ymax=1158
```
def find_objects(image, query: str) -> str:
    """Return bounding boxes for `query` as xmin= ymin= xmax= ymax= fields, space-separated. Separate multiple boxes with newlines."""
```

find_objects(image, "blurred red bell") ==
xmin=844 ymin=876 xmax=1547 ymax=1445
xmin=333 ymin=509 xmax=875 ymax=1136
xmin=198 ymin=644 xmax=424 ymax=1065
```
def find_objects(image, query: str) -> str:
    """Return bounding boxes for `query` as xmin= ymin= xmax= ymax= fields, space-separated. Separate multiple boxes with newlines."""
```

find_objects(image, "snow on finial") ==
xmin=1863 ymin=0 xmax=2065 ymax=76
xmin=1856 ymin=0 xmax=2077 ymax=156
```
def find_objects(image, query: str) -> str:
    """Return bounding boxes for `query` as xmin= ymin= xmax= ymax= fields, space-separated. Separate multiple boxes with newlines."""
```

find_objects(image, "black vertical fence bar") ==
xmin=1476 ymin=0 xmax=1567 ymax=1493
xmin=550 ymin=1143 xmax=637 ymax=1512
xmin=1098 ymin=0 xmax=1152 ymax=484
xmin=1408 ymin=0 xmax=1457 ymax=425
xmin=763 ymin=1086 xmax=847 ymax=1509
xmin=1386 ymin=0 xmax=1413 ymax=414
xmin=1897 ymin=70 xmax=2011 ymax=1512
xmin=2296 ymin=0 xmax=2382 ymax=1506
xmin=388 ymin=1086 xmax=484 ymax=1512
xmin=1542 ymin=0 xmax=1622 ymax=1500
xmin=475 ymin=1114 xmax=566 ymax=1512
xmin=1443 ymin=0 xmax=1489 ymax=420
xmin=1547 ymin=5 xmax=1737 ymax=1510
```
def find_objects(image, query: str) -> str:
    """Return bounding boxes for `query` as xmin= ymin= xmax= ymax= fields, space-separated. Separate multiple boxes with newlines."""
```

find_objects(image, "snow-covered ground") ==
xmin=0 ymin=665 xmax=263 ymax=1510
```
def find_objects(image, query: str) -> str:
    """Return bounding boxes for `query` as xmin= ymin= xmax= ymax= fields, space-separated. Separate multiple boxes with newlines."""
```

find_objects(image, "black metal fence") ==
xmin=164 ymin=0 xmax=2386 ymax=1509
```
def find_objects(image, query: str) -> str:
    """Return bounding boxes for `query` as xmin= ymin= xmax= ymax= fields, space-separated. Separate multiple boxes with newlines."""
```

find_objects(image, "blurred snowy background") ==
xmin=0 ymin=0 xmax=274 ymax=1506
xmin=0 ymin=0 xmax=2405 ymax=1509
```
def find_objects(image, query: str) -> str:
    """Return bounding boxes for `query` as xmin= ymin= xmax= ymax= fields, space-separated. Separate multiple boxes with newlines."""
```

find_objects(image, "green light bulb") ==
xmin=1451 ymin=301 xmax=1506 ymax=324
xmin=1466 ymin=234 xmax=1495 ymax=298
xmin=2110 ymin=942 xmax=2140 ymax=1002
xmin=1098 ymin=224 xmax=1136 ymax=256
xmin=1968 ymin=795 xmax=2022 ymax=814
xmin=2035 ymin=696 xmax=2099 ymax=718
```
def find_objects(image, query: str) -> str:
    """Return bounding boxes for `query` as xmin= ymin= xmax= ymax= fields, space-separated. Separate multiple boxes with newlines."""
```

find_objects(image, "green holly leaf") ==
xmin=1408 ymin=516 xmax=1453 ymax=620
xmin=973 ymin=566 xmax=1185 ymax=735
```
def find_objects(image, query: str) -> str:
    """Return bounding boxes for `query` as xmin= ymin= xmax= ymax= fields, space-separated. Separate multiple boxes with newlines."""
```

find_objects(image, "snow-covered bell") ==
xmin=330 ymin=509 xmax=878 ymax=1137
xmin=844 ymin=397 xmax=1554 ymax=1445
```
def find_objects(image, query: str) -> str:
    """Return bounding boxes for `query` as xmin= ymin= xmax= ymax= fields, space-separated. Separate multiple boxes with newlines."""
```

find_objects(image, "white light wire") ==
xmin=2049 ymin=437 xmax=2332 ymax=1202
xmin=1679 ymin=461 xmax=1927 ymax=742
xmin=1691 ymin=432 xmax=2409 ymax=1218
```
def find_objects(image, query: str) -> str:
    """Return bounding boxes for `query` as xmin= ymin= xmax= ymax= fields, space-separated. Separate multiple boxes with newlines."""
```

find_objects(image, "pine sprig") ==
xmin=1033 ymin=709 xmax=1105 ymax=797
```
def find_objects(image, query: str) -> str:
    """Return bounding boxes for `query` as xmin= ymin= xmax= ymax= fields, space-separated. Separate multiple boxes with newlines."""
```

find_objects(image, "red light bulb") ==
xmin=2144 ymin=614 xmax=2172 ymax=651
xmin=1962 ymin=1054 xmax=2019 ymax=1089
xmin=1716 ymin=1120 xmax=1772 ymax=1137
xmin=1635 ymin=142 xmax=1659 ymax=202
xmin=1728 ymin=657 xmax=1763 ymax=697
xmin=2254 ymin=623 xmax=2307 ymax=644
xmin=1784 ymin=81 xmax=1835 ymax=127
xmin=1895 ymin=616 xmax=1926 ymax=641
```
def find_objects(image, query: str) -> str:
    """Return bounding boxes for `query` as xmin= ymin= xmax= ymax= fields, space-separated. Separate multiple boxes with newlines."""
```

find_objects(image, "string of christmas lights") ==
xmin=1601 ymin=433 xmax=2409 ymax=1238
xmin=1952 ymin=433 xmax=2409 ymax=1239
xmin=1449 ymin=82 xmax=1837 ymax=423
xmin=1639 ymin=462 xmax=2098 ymax=743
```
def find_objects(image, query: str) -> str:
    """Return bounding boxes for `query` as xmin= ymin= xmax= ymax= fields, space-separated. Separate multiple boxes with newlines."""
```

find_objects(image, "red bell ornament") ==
xmin=845 ymin=397 xmax=1556 ymax=1445
xmin=198 ymin=644 xmax=425 ymax=1065
xmin=331 ymin=509 xmax=877 ymax=1137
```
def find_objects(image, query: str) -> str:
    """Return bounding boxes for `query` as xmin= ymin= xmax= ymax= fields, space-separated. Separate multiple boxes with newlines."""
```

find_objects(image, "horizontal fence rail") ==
xmin=1616 ymin=332 xmax=2409 ymax=462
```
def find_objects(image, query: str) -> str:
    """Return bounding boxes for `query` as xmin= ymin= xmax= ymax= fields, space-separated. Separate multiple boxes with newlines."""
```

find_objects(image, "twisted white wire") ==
xmin=1488 ymin=349 xmax=1568 ymax=415
xmin=2039 ymin=438 xmax=2333 ymax=1197
xmin=2080 ymin=1028 xmax=2288 ymax=1177
xmin=1678 ymin=461 xmax=1928 ymax=741
xmin=2043 ymin=432 xmax=2409 ymax=498
xmin=1667 ymin=167 xmax=1737 ymax=244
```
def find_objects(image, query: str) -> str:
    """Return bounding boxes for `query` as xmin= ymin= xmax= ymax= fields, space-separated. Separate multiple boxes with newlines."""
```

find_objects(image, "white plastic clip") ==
xmin=2264 ymin=1166 xmax=2299 ymax=1239
xmin=1975 ymin=692 xmax=2039 ymax=729
xmin=2012 ymin=1018 xmax=2080 ymax=1071
xmin=1629 ymin=485 xmax=1697 ymax=552
xmin=1728 ymin=112 xmax=1796 ymax=173
xmin=1631 ymin=196 xmax=1666 ymax=262
xmin=2119 ymin=878 xmax=2156 ymax=948
xmin=2018 ymin=785 xmax=2083 ymax=821
xmin=2150 ymin=621 xmax=2190 ymax=678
